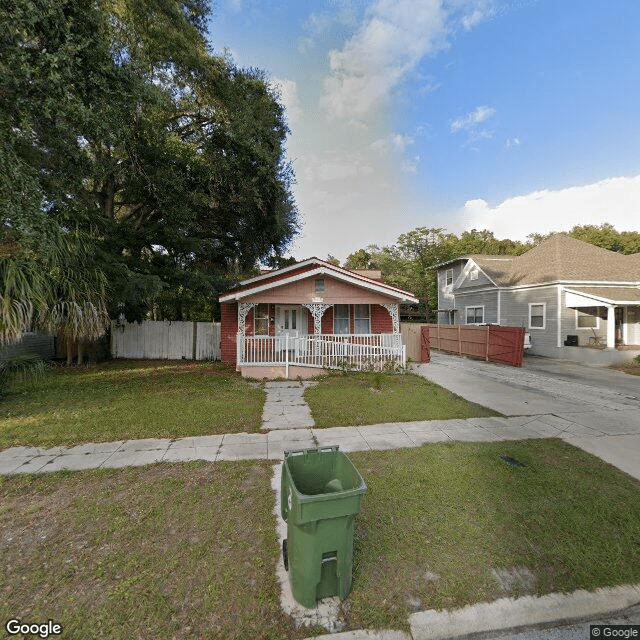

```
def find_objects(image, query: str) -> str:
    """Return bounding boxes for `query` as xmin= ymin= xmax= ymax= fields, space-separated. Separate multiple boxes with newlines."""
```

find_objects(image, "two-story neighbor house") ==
xmin=435 ymin=234 xmax=640 ymax=364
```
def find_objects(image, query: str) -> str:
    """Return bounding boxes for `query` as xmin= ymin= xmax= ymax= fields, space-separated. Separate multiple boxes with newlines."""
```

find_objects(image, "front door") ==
xmin=275 ymin=305 xmax=307 ymax=338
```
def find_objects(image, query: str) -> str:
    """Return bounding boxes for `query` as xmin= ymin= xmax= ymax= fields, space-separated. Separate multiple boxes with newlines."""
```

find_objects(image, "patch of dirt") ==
xmin=490 ymin=565 xmax=536 ymax=594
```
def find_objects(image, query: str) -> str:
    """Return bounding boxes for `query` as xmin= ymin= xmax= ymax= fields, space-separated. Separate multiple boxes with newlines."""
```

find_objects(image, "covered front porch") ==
xmin=565 ymin=287 xmax=640 ymax=351
xmin=218 ymin=258 xmax=419 ymax=378
xmin=235 ymin=301 xmax=406 ymax=378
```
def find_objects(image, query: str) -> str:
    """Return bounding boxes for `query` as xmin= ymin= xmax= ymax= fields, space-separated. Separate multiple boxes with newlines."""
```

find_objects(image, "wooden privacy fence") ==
xmin=400 ymin=323 xmax=429 ymax=362
xmin=111 ymin=321 xmax=221 ymax=360
xmin=424 ymin=324 xmax=526 ymax=366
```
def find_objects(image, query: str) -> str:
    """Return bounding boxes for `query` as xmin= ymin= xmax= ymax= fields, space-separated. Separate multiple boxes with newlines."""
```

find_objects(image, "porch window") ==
xmin=466 ymin=306 xmax=484 ymax=324
xmin=576 ymin=307 xmax=600 ymax=329
xmin=354 ymin=304 xmax=371 ymax=334
xmin=529 ymin=303 xmax=546 ymax=329
xmin=333 ymin=304 xmax=349 ymax=334
xmin=254 ymin=304 xmax=270 ymax=335
xmin=445 ymin=269 xmax=453 ymax=286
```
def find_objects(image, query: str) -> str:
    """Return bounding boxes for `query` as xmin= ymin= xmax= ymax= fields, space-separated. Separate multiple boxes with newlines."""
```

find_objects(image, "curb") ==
xmin=307 ymin=584 xmax=640 ymax=640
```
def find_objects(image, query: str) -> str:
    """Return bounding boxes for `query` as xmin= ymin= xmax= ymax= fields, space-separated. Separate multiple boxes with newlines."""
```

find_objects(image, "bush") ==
xmin=0 ymin=355 xmax=49 ymax=397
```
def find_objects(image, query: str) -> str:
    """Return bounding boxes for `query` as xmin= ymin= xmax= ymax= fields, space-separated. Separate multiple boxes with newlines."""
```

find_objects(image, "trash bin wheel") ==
xmin=283 ymin=539 xmax=288 ymax=572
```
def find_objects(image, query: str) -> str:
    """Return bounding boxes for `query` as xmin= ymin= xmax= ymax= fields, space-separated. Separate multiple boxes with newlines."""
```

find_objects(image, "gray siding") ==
xmin=0 ymin=333 xmax=55 ymax=362
xmin=455 ymin=289 xmax=499 ymax=324
xmin=437 ymin=263 xmax=465 ymax=322
xmin=501 ymin=286 xmax=558 ymax=356
xmin=456 ymin=264 xmax=494 ymax=290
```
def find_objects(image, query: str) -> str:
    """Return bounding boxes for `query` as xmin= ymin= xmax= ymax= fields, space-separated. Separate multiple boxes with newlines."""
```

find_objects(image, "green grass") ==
xmin=343 ymin=440 xmax=640 ymax=630
xmin=0 ymin=461 xmax=310 ymax=640
xmin=305 ymin=371 xmax=499 ymax=427
xmin=1 ymin=440 xmax=639 ymax=637
xmin=0 ymin=360 xmax=264 ymax=448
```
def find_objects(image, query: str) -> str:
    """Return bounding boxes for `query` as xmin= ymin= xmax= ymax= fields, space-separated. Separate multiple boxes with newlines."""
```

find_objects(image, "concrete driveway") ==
xmin=412 ymin=352 xmax=640 ymax=481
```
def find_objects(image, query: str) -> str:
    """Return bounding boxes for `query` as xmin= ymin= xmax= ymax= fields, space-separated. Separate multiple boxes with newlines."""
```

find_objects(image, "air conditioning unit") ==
xmin=523 ymin=332 xmax=532 ymax=349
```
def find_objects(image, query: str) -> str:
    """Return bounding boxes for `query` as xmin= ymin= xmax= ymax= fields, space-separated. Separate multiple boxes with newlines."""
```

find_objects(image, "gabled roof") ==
xmin=440 ymin=234 xmax=640 ymax=287
xmin=219 ymin=257 xmax=418 ymax=303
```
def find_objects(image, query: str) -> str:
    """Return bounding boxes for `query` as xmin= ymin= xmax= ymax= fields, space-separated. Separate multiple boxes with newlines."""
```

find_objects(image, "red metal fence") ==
xmin=421 ymin=324 xmax=526 ymax=367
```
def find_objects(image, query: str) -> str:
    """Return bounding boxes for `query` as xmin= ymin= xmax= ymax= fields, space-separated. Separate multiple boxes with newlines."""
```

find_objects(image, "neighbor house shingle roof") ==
xmin=468 ymin=234 xmax=640 ymax=286
xmin=563 ymin=287 xmax=640 ymax=303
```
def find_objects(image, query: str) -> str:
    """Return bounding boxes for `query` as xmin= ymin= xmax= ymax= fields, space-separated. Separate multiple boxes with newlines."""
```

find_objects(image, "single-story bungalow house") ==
xmin=434 ymin=234 xmax=640 ymax=364
xmin=219 ymin=258 xmax=418 ymax=378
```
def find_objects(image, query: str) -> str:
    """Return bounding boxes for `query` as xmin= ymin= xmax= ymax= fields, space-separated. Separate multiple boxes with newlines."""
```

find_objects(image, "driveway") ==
xmin=412 ymin=351 xmax=640 ymax=481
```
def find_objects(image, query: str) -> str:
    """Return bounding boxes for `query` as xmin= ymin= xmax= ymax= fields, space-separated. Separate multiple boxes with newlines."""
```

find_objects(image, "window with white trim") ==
xmin=576 ymin=307 xmax=601 ymax=329
xmin=529 ymin=303 xmax=546 ymax=329
xmin=254 ymin=304 xmax=269 ymax=335
xmin=333 ymin=304 xmax=350 ymax=334
xmin=469 ymin=269 xmax=478 ymax=280
xmin=445 ymin=269 xmax=453 ymax=286
xmin=354 ymin=304 xmax=371 ymax=334
xmin=466 ymin=306 xmax=484 ymax=324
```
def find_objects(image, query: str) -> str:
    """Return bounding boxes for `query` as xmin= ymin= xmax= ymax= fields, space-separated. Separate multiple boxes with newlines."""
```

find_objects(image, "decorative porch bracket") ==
xmin=382 ymin=303 xmax=400 ymax=333
xmin=238 ymin=302 xmax=256 ymax=335
xmin=302 ymin=303 xmax=331 ymax=356
xmin=301 ymin=303 xmax=331 ymax=335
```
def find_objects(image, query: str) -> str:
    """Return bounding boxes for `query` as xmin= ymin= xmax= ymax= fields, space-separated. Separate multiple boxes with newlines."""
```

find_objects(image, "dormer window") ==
xmin=470 ymin=269 xmax=478 ymax=280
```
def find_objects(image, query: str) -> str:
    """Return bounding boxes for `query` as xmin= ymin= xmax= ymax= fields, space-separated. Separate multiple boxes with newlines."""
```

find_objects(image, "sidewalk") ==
xmin=2 ymin=371 xmax=640 ymax=478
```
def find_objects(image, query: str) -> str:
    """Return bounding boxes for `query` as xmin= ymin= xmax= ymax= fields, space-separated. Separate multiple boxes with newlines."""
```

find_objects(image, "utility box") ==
xmin=281 ymin=446 xmax=367 ymax=609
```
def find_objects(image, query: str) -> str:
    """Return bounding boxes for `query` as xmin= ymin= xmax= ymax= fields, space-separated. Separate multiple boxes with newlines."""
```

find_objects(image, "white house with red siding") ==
xmin=219 ymin=258 xmax=418 ymax=378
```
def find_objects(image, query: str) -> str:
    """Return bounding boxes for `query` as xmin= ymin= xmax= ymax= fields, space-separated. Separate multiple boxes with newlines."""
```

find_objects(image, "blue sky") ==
xmin=208 ymin=0 xmax=640 ymax=261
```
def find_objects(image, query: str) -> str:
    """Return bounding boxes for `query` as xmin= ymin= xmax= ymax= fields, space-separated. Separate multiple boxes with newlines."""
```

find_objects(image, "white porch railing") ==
xmin=237 ymin=333 xmax=406 ymax=372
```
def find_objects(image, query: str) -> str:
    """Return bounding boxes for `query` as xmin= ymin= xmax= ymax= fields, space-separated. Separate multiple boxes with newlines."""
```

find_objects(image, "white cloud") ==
xmin=461 ymin=175 xmax=640 ymax=240
xmin=320 ymin=0 xmax=497 ymax=119
xmin=288 ymin=150 xmax=411 ymax=261
xmin=271 ymin=77 xmax=302 ymax=125
xmin=506 ymin=137 xmax=520 ymax=147
xmin=370 ymin=132 xmax=415 ymax=152
xmin=450 ymin=105 xmax=496 ymax=133
xmin=402 ymin=155 xmax=421 ymax=173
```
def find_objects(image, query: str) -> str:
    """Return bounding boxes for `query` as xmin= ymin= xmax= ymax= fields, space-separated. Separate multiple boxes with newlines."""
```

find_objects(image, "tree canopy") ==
xmin=1 ymin=0 xmax=298 ymax=344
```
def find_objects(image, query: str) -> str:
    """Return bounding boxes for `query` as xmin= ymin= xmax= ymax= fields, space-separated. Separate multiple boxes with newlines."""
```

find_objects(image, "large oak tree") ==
xmin=1 ymin=0 xmax=298 ymax=345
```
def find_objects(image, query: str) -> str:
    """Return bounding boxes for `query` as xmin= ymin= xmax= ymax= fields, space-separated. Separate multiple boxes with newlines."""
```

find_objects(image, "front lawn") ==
xmin=0 ymin=360 xmax=264 ymax=449
xmin=305 ymin=371 xmax=499 ymax=427
xmin=2 ymin=440 xmax=639 ymax=637
xmin=344 ymin=439 xmax=640 ymax=630
xmin=0 ymin=461 xmax=310 ymax=640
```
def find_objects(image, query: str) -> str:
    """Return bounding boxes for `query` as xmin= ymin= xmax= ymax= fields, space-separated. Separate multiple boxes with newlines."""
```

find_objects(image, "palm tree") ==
xmin=1 ymin=224 xmax=109 ymax=359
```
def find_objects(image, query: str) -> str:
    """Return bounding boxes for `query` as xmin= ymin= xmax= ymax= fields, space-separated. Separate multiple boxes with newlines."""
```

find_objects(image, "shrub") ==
xmin=0 ymin=354 xmax=49 ymax=397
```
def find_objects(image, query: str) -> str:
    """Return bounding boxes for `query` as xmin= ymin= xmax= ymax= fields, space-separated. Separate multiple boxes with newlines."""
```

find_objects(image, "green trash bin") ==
xmin=281 ymin=446 xmax=367 ymax=609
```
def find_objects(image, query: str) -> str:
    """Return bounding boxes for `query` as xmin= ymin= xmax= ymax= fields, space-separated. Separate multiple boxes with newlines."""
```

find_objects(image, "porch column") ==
xmin=382 ymin=303 xmax=400 ymax=333
xmin=301 ymin=303 xmax=331 ymax=335
xmin=606 ymin=305 xmax=616 ymax=349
